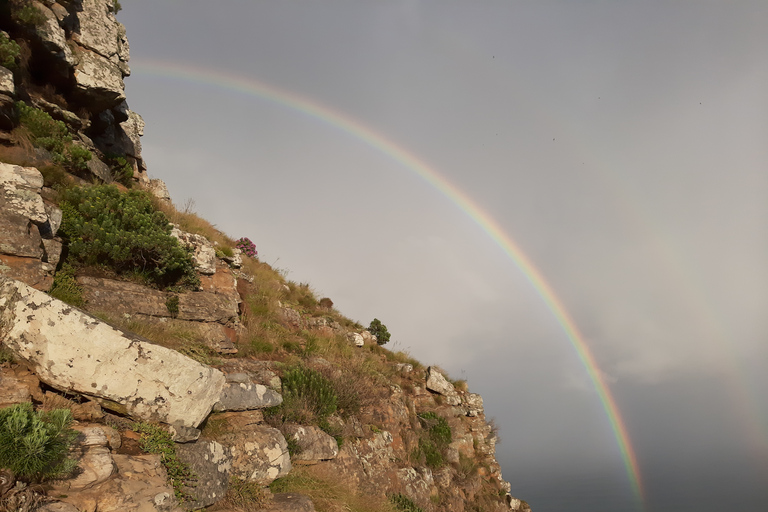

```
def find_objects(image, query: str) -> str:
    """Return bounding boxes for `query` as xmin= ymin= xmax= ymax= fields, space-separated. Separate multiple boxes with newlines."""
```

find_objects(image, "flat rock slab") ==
xmin=78 ymin=276 xmax=239 ymax=324
xmin=0 ymin=277 xmax=226 ymax=428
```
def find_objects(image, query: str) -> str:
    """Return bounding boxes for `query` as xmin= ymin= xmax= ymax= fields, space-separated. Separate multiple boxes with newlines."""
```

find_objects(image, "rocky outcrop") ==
xmin=0 ymin=277 xmax=227 ymax=428
xmin=0 ymin=164 xmax=62 ymax=290
xmin=1 ymin=0 xmax=147 ymax=181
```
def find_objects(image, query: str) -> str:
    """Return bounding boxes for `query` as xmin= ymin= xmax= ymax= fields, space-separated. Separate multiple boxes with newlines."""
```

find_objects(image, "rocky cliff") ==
xmin=0 ymin=2 xmax=530 ymax=512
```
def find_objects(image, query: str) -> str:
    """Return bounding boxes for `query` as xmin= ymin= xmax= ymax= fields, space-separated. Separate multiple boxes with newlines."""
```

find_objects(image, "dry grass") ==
xmin=152 ymin=197 xmax=235 ymax=249
xmin=269 ymin=465 xmax=396 ymax=512
xmin=92 ymin=312 xmax=199 ymax=353
xmin=40 ymin=391 xmax=76 ymax=412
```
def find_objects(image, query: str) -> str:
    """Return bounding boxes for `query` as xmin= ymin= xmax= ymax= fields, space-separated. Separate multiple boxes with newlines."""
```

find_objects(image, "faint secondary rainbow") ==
xmin=133 ymin=60 xmax=646 ymax=508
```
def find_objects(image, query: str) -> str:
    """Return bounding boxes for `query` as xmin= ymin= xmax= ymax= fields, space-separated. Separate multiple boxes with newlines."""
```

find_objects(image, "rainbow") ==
xmin=132 ymin=60 xmax=646 ymax=509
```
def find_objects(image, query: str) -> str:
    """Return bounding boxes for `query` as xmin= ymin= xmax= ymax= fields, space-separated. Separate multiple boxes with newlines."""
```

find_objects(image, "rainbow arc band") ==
xmin=133 ymin=60 xmax=645 ymax=511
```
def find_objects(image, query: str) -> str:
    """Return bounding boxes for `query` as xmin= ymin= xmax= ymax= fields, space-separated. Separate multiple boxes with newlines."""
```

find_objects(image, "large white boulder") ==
xmin=0 ymin=277 xmax=226 ymax=428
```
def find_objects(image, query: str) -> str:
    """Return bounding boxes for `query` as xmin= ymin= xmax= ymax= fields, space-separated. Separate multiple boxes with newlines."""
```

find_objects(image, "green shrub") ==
xmin=390 ymin=493 xmax=424 ymax=512
xmin=112 ymin=1 xmax=122 ymax=14
xmin=48 ymin=263 xmax=85 ymax=307
xmin=0 ymin=33 xmax=20 ymax=69
xmin=278 ymin=366 xmax=338 ymax=424
xmin=165 ymin=295 xmax=179 ymax=317
xmin=13 ymin=4 xmax=46 ymax=26
xmin=414 ymin=412 xmax=452 ymax=469
xmin=104 ymin=154 xmax=133 ymax=187
xmin=368 ymin=318 xmax=391 ymax=345
xmin=0 ymin=403 xmax=78 ymax=482
xmin=134 ymin=422 xmax=194 ymax=501
xmin=59 ymin=185 xmax=200 ymax=289
xmin=15 ymin=102 xmax=92 ymax=172
xmin=0 ymin=344 xmax=14 ymax=364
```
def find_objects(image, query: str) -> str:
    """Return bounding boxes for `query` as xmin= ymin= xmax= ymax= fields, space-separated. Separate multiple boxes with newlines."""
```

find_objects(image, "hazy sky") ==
xmin=117 ymin=2 xmax=768 ymax=510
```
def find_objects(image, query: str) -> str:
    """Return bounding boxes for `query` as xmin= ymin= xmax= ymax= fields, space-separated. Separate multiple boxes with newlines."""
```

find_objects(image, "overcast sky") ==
xmin=117 ymin=2 xmax=768 ymax=511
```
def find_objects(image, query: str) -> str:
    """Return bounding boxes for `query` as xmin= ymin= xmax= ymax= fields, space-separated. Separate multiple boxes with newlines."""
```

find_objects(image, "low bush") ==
xmin=281 ymin=366 xmax=338 ymax=421
xmin=48 ymin=263 xmax=85 ymax=307
xmin=413 ymin=412 xmax=452 ymax=469
xmin=0 ymin=33 xmax=20 ymax=69
xmin=390 ymin=493 xmax=424 ymax=512
xmin=133 ymin=422 xmax=195 ymax=501
xmin=12 ymin=3 xmax=46 ymax=27
xmin=104 ymin=154 xmax=133 ymax=187
xmin=59 ymin=185 xmax=199 ymax=289
xmin=15 ymin=102 xmax=91 ymax=172
xmin=0 ymin=403 xmax=78 ymax=482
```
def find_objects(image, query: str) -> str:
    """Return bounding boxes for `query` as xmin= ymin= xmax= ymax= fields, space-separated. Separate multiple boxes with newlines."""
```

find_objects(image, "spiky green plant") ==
xmin=0 ymin=403 xmax=78 ymax=482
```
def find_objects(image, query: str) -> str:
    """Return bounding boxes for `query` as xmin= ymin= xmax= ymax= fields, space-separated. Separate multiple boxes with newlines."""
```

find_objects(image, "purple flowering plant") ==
xmin=235 ymin=237 xmax=258 ymax=258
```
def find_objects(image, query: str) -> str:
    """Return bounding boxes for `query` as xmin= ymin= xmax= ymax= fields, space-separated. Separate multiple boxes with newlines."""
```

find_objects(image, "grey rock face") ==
xmin=0 ymin=277 xmax=226 ymax=428
xmin=73 ymin=47 xmax=126 ymax=111
xmin=176 ymin=440 xmax=232 ymax=509
xmin=425 ymin=366 xmax=461 ymax=405
xmin=30 ymin=1 xmax=75 ymax=68
xmin=283 ymin=424 xmax=339 ymax=463
xmin=214 ymin=376 xmax=283 ymax=412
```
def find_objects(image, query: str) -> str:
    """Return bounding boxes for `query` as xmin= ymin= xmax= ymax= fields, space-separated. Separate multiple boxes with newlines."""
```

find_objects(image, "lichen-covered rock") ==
xmin=147 ymin=178 xmax=171 ymax=202
xmin=426 ymin=366 xmax=461 ymax=405
xmin=283 ymin=425 xmax=339 ymax=463
xmin=219 ymin=423 xmax=291 ymax=484
xmin=347 ymin=332 xmax=364 ymax=347
xmin=176 ymin=440 xmax=232 ymax=509
xmin=0 ymin=163 xmax=47 ymax=225
xmin=0 ymin=277 xmax=226 ymax=428
xmin=214 ymin=374 xmax=283 ymax=412
xmin=73 ymin=0 xmax=130 ymax=63
xmin=73 ymin=47 xmax=126 ymax=111
xmin=170 ymin=227 xmax=217 ymax=275
xmin=29 ymin=1 xmax=75 ymax=69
